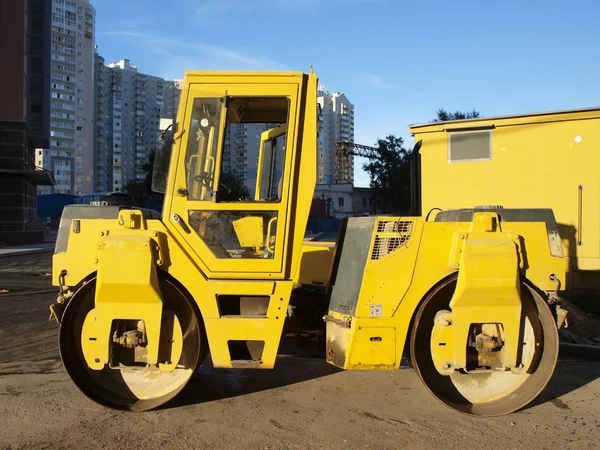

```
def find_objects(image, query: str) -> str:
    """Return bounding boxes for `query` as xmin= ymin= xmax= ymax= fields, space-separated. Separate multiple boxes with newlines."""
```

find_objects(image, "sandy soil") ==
xmin=0 ymin=253 xmax=599 ymax=450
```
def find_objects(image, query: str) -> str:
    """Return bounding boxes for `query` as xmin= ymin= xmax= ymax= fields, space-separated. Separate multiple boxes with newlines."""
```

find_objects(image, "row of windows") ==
xmin=52 ymin=54 xmax=76 ymax=64
xmin=51 ymin=130 xmax=74 ymax=139
xmin=52 ymin=72 xmax=75 ymax=82
xmin=52 ymin=63 xmax=75 ymax=73
xmin=53 ymin=44 xmax=76 ymax=55
xmin=52 ymin=16 xmax=76 ymax=29
xmin=52 ymin=92 xmax=75 ymax=101
xmin=52 ymin=82 xmax=75 ymax=92
xmin=51 ymin=101 xmax=74 ymax=111
xmin=54 ymin=1 xmax=77 ymax=10
xmin=52 ymin=140 xmax=74 ymax=148
xmin=51 ymin=111 xmax=71 ymax=119
xmin=51 ymin=120 xmax=74 ymax=129
xmin=52 ymin=25 xmax=76 ymax=37
xmin=51 ymin=111 xmax=80 ymax=120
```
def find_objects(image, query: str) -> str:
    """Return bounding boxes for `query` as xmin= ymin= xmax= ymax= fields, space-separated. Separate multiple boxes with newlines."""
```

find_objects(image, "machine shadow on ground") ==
xmin=525 ymin=360 xmax=600 ymax=411
xmin=163 ymin=339 xmax=343 ymax=409
xmin=164 ymin=338 xmax=600 ymax=412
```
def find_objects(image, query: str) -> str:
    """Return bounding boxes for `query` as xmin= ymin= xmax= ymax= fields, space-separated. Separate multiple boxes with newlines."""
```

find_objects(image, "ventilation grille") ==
xmin=370 ymin=220 xmax=414 ymax=260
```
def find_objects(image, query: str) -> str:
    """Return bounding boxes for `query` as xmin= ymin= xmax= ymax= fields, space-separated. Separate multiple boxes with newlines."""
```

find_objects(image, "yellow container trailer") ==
xmin=410 ymin=108 xmax=600 ymax=302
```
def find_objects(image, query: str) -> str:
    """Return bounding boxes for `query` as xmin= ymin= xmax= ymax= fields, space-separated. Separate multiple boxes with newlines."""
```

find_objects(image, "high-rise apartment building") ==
xmin=0 ymin=0 xmax=53 ymax=243
xmin=162 ymin=80 xmax=182 ymax=121
xmin=36 ymin=0 xmax=96 ymax=195
xmin=317 ymin=88 xmax=355 ymax=184
xmin=221 ymin=123 xmax=277 ymax=196
xmin=94 ymin=58 xmax=164 ymax=193
xmin=93 ymin=50 xmax=108 ymax=191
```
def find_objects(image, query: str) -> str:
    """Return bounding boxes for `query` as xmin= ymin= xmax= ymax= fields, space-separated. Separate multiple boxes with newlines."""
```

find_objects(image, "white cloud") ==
xmin=196 ymin=2 xmax=238 ymax=22
xmin=190 ymin=0 xmax=383 ymax=18
xmin=275 ymin=0 xmax=382 ymax=6
xmin=100 ymin=14 xmax=157 ymax=31
xmin=355 ymin=73 xmax=396 ymax=90
xmin=101 ymin=30 xmax=289 ymax=77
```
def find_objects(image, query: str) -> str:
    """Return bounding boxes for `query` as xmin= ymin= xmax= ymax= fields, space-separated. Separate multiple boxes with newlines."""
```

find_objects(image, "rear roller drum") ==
xmin=59 ymin=276 xmax=204 ymax=411
xmin=410 ymin=275 xmax=559 ymax=416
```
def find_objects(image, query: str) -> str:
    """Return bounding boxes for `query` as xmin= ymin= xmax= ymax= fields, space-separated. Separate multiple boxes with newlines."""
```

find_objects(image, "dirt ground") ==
xmin=1 ymin=253 xmax=599 ymax=450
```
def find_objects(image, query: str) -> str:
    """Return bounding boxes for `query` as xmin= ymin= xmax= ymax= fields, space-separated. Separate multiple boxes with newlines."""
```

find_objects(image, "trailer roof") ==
xmin=409 ymin=106 xmax=600 ymax=133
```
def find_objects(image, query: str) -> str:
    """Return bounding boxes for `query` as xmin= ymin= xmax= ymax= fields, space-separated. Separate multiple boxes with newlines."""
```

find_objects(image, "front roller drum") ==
xmin=410 ymin=275 xmax=559 ymax=416
xmin=59 ymin=276 xmax=205 ymax=411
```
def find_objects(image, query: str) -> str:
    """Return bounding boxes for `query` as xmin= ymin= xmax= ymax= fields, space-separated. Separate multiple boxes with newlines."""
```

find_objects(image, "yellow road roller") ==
xmin=50 ymin=71 xmax=568 ymax=416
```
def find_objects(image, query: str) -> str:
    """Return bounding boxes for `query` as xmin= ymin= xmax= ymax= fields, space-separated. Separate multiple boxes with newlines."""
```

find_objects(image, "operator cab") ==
xmin=151 ymin=73 xmax=317 ymax=275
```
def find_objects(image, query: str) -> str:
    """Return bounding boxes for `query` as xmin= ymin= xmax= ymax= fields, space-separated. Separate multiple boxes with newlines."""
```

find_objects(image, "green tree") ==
xmin=433 ymin=108 xmax=481 ymax=122
xmin=362 ymin=135 xmax=413 ymax=214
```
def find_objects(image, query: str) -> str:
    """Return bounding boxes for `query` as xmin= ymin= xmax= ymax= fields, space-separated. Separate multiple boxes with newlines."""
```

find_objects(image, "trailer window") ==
xmin=448 ymin=130 xmax=491 ymax=162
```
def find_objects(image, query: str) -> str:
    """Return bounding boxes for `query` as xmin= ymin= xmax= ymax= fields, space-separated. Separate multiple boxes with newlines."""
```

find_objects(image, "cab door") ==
xmin=168 ymin=81 xmax=299 ymax=278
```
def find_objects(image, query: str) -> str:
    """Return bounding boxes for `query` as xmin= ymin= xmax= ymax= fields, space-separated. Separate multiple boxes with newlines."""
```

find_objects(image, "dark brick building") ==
xmin=0 ymin=0 xmax=54 ymax=245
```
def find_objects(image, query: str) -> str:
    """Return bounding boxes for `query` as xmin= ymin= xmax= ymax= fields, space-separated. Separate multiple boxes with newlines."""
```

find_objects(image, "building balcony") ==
xmin=0 ymin=165 xmax=55 ymax=186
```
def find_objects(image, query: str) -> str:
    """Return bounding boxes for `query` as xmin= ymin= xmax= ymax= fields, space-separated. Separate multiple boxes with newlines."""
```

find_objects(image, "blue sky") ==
xmin=95 ymin=0 xmax=600 ymax=187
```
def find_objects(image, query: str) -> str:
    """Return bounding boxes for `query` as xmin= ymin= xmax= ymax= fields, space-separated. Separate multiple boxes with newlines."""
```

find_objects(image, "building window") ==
xmin=338 ymin=197 xmax=344 ymax=207
xmin=448 ymin=130 xmax=492 ymax=162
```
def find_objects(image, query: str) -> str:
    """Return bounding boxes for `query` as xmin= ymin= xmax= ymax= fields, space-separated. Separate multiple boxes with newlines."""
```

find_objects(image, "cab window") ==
xmin=218 ymin=97 xmax=289 ymax=202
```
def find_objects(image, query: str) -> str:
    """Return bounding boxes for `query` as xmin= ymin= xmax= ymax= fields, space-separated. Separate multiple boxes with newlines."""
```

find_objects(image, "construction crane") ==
xmin=333 ymin=141 xmax=380 ymax=184
xmin=334 ymin=140 xmax=422 ymax=215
